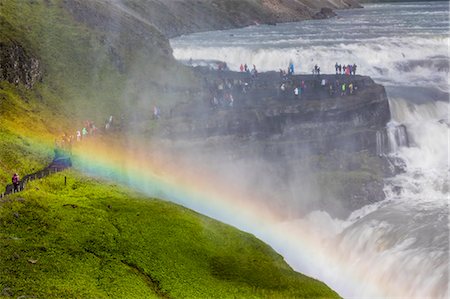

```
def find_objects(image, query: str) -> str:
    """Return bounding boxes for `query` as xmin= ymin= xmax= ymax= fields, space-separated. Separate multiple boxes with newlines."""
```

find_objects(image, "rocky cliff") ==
xmin=102 ymin=0 xmax=361 ymax=38
xmin=158 ymin=69 xmax=397 ymax=217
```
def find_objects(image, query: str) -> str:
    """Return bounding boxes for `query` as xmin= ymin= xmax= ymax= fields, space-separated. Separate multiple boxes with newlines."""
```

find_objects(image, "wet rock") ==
xmin=312 ymin=8 xmax=336 ymax=20
xmin=28 ymin=259 xmax=38 ymax=264
xmin=63 ymin=204 xmax=78 ymax=209
xmin=0 ymin=43 xmax=42 ymax=89
xmin=1 ymin=286 xmax=13 ymax=297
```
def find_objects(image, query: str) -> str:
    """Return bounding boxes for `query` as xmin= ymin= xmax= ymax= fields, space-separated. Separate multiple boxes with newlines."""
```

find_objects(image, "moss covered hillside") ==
xmin=1 ymin=0 xmax=340 ymax=298
xmin=0 ymin=171 xmax=339 ymax=298
xmin=0 ymin=0 xmax=197 ymax=184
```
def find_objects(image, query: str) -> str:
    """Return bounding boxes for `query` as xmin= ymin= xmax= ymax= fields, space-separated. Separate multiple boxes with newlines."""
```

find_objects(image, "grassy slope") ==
xmin=0 ymin=0 xmax=341 ymax=297
xmin=0 ymin=81 xmax=58 ymax=186
xmin=0 ymin=171 xmax=340 ymax=298
xmin=0 ymin=0 xmax=196 ymax=184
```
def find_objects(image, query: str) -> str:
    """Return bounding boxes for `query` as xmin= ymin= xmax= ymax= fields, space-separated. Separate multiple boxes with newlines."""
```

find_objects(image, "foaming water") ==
xmin=172 ymin=2 xmax=449 ymax=92
xmin=169 ymin=2 xmax=449 ymax=298
xmin=268 ymin=98 xmax=449 ymax=298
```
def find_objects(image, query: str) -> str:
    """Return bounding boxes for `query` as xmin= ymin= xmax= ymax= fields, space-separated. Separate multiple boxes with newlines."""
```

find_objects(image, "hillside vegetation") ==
xmin=0 ymin=0 xmax=196 ymax=184
xmin=0 ymin=0 xmax=344 ymax=297
xmin=0 ymin=171 xmax=340 ymax=298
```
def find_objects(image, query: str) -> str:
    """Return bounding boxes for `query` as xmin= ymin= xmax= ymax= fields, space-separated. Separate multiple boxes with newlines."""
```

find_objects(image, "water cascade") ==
xmin=169 ymin=2 xmax=449 ymax=297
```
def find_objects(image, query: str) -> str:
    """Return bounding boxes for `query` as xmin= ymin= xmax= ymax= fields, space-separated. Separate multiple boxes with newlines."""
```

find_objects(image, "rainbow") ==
xmin=48 ymin=138 xmax=419 ymax=297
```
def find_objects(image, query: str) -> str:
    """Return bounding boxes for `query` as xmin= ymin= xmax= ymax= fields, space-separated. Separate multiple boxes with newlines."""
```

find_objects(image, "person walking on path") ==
xmin=12 ymin=173 xmax=20 ymax=192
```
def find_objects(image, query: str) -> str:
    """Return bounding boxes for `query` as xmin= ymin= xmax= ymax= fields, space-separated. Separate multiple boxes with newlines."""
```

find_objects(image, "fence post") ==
xmin=64 ymin=176 xmax=67 ymax=186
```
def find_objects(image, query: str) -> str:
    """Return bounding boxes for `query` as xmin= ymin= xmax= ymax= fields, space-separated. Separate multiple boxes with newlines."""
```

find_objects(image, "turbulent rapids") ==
xmin=170 ymin=2 xmax=449 ymax=298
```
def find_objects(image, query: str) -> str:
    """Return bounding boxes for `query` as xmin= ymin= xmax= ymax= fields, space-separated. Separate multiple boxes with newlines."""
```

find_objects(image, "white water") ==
xmin=171 ymin=2 xmax=449 ymax=298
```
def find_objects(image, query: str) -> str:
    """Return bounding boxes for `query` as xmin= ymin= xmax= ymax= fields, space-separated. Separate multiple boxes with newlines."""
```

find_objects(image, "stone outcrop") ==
xmin=312 ymin=8 xmax=337 ymax=19
xmin=167 ymin=71 xmax=390 ymax=151
xmin=160 ymin=69 xmax=396 ymax=217
xmin=0 ymin=42 xmax=42 ymax=89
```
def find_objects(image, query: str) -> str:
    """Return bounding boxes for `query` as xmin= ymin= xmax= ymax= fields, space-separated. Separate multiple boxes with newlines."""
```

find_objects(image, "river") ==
xmin=170 ymin=2 xmax=449 ymax=298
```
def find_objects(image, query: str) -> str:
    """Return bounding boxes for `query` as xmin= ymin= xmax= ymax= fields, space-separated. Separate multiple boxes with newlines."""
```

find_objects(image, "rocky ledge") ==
xmin=159 ymin=68 xmax=403 ymax=218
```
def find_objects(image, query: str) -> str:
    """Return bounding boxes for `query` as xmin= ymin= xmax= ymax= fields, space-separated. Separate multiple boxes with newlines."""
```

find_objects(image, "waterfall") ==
xmin=386 ymin=121 xmax=409 ymax=153
xmin=169 ymin=2 xmax=450 ymax=297
xmin=376 ymin=121 xmax=409 ymax=156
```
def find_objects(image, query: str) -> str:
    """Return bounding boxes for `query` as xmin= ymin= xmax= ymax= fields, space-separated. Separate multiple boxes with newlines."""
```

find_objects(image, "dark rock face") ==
xmin=168 ymin=71 xmax=390 ymax=153
xmin=62 ymin=0 xmax=173 ymax=60
xmin=161 ymin=69 xmax=395 ymax=218
xmin=106 ymin=0 xmax=362 ymax=38
xmin=0 ymin=43 xmax=42 ymax=88
xmin=313 ymin=8 xmax=337 ymax=19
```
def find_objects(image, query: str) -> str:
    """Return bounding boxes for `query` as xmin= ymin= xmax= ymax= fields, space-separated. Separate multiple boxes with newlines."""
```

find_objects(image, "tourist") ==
xmin=288 ymin=61 xmax=294 ymax=75
xmin=345 ymin=65 xmax=351 ymax=76
xmin=153 ymin=106 xmax=160 ymax=120
xmin=105 ymin=115 xmax=113 ymax=130
xmin=352 ymin=63 xmax=357 ymax=75
xmin=82 ymin=127 xmax=88 ymax=138
xmin=240 ymin=64 xmax=244 ymax=72
xmin=76 ymin=130 xmax=81 ymax=142
xmin=341 ymin=83 xmax=347 ymax=96
xmin=12 ymin=173 xmax=20 ymax=193
xmin=335 ymin=62 xmax=339 ymax=74
xmin=329 ymin=84 xmax=334 ymax=96
xmin=91 ymin=124 xmax=97 ymax=136
xmin=312 ymin=64 xmax=320 ymax=75
xmin=349 ymin=82 xmax=354 ymax=95
xmin=251 ymin=65 xmax=258 ymax=78
xmin=294 ymin=87 xmax=299 ymax=97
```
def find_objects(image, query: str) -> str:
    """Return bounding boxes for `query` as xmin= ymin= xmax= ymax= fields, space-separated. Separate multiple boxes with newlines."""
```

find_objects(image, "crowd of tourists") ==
xmin=239 ymin=63 xmax=259 ymax=78
xmin=206 ymin=76 xmax=254 ymax=109
xmin=335 ymin=62 xmax=357 ymax=75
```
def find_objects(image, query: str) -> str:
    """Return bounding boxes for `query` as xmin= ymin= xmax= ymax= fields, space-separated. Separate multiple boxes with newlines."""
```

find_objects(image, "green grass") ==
xmin=0 ymin=0 xmax=198 ymax=123
xmin=1 ymin=1 xmax=342 ymax=297
xmin=0 ymin=0 xmax=198 ymax=182
xmin=0 ymin=82 xmax=58 ymax=186
xmin=0 ymin=171 xmax=340 ymax=298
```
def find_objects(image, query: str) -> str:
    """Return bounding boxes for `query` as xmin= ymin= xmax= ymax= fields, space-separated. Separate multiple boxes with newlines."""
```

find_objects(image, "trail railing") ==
xmin=1 ymin=157 xmax=71 ymax=199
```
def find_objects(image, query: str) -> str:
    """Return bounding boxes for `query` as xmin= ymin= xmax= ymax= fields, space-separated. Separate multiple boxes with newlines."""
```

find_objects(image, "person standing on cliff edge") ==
xmin=288 ymin=61 xmax=294 ymax=75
